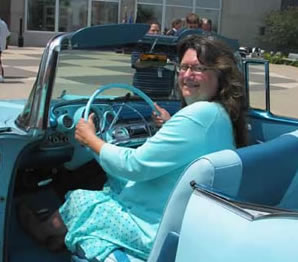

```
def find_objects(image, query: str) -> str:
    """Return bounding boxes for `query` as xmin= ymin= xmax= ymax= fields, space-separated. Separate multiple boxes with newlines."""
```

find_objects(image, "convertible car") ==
xmin=0 ymin=24 xmax=297 ymax=262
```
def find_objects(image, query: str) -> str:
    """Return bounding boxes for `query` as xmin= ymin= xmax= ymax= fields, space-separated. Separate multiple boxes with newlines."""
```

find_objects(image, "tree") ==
xmin=259 ymin=7 xmax=298 ymax=54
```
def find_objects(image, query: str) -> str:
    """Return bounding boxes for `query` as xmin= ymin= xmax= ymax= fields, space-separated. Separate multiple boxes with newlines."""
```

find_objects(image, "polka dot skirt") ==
xmin=59 ymin=189 xmax=154 ymax=261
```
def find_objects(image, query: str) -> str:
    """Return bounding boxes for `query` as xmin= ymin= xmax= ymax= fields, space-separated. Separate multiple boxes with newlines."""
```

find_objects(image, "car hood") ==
xmin=0 ymin=100 xmax=26 ymax=128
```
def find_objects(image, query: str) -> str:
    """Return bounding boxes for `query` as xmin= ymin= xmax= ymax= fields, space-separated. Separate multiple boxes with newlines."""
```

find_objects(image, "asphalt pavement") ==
xmin=0 ymin=46 xmax=297 ymax=118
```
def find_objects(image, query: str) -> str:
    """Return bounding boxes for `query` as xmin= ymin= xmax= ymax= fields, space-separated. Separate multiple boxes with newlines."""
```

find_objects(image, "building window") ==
xmin=164 ymin=2 xmax=193 ymax=32
xmin=136 ymin=0 xmax=221 ymax=33
xmin=91 ymin=0 xmax=119 ymax=26
xmin=59 ymin=0 xmax=88 ymax=32
xmin=196 ymin=8 xmax=219 ymax=31
xmin=167 ymin=0 xmax=193 ymax=5
xmin=196 ymin=0 xmax=221 ymax=32
xmin=138 ymin=0 xmax=163 ymax=4
xmin=164 ymin=5 xmax=192 ymax=31
xmin=196 ymin=0 xmax=220 ymax=9
xmin=136 ymin=2 xmax=163 ymax=24
xmin=26 ymin=0 xmax=120 ymax=32
xmin=27 ymin=0 xmax=56 ymax=31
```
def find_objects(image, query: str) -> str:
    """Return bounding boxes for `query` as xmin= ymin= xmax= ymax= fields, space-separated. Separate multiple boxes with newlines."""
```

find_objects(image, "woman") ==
xmin=18 ymin=35 xmax=247 ymax=261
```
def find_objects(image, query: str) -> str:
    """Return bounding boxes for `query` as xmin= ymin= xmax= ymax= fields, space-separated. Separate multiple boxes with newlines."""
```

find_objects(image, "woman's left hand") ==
xmin=152 ymin=103 xmax=171 ymax=127
xmin=75 ymin=114 xmax=105 ymax=153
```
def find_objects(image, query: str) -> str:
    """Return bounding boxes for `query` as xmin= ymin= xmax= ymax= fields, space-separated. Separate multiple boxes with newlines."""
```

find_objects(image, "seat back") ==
xmin=175 ymin=129 xmax=298 ymax=262
xmin=236 ymin=130 xmax=298 ymax=206
xmin=148 ymin=129 xmax=298 ymax=262
xmin=147 ymin=149 xmax=243 ymax=262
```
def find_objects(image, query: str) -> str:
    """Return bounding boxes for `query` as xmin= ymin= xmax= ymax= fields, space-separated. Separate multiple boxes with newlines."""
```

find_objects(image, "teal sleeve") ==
xmin=97 ymin=102 xmax=222 ymax=182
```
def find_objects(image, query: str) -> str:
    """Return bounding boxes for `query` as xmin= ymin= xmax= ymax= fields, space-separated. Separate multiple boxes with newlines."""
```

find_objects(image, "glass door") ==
xmin=91 ymin=0 xmax=119 ymax=25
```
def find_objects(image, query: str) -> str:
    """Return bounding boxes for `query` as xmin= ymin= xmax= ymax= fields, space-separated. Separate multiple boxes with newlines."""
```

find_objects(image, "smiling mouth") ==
xmin=184 ymin=82 xmax=200 ymax=89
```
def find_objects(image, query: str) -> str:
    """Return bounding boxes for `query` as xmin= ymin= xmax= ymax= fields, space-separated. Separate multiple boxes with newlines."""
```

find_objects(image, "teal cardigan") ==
xmin=98 ymin=101 xmax=235 ymax=223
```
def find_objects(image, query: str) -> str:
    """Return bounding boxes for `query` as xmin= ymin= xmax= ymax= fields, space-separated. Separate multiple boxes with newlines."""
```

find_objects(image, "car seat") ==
xmin=149 ymin=129 xmax=298 ymax=262
xmin=72 ymin=129 xmax=298 ymax=262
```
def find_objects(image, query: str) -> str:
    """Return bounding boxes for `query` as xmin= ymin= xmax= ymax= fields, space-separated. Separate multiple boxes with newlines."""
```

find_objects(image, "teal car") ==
xmin=0 ymin=24 xmax=297 ymax=262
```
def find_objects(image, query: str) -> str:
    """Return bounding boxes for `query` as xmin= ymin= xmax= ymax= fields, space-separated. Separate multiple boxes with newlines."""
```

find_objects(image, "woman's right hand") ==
xmin=75 ymin=114 xmax=105 ymax=154
xmin=152 ymin=103 xmax=171 ymax=127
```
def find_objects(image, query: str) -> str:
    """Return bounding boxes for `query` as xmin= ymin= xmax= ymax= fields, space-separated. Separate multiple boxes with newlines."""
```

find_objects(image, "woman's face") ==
xmin=178 ymin=48 xmax=219 ymax=104
xmin=148 ymin=24 xmax=160 ymax=34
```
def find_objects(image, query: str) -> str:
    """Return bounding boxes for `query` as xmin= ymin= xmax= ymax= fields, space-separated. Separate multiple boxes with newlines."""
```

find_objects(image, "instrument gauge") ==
xmin=57 ymin=114 xmax=74 ymax=132
xmin=63 ymin=115 xmax=74 ymax=128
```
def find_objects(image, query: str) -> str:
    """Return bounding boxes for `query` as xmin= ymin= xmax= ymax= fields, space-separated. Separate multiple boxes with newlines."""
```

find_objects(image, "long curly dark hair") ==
xmin=177 ymin=35 xmax=248 ymax=147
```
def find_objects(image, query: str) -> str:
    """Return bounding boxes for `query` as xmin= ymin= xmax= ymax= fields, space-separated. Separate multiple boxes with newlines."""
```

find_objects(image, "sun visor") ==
xmin=71 ymin=24 xmax=150 ymax=49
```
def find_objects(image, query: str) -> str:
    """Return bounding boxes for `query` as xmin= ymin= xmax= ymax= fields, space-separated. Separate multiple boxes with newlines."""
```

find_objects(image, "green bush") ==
xmin=284 ymin=60 xmax=298 ymax=67
xmin=263 ymin=52 xmax=285 ymax=64
xmin=263 ymin=52 xmax=298 ymax=67
xmin=259 ymin=7 xmax=298 ymax=54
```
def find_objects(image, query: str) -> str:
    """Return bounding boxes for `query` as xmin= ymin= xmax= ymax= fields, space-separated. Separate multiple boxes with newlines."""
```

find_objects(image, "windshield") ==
xmin=52 ymin=48 xmax=177 ymax=101
xmin=16 ymin=25 xmax=241 ymax=130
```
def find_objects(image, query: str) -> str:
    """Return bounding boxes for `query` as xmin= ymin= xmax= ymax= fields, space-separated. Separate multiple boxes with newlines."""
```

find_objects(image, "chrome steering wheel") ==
xmin=84 ymin=83 xmax=159 ymax=144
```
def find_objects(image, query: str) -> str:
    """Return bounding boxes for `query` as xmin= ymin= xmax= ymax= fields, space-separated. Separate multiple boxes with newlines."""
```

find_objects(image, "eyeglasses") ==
xmin=177 ymin=64 xmax=212 ymax=73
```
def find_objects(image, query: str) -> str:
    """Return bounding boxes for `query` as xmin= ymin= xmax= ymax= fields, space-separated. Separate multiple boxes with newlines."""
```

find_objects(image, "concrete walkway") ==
xmin=0 ymin=46 xmax=297 ymax=118
xmin=0 ymin=46 xmax=43 ymax=99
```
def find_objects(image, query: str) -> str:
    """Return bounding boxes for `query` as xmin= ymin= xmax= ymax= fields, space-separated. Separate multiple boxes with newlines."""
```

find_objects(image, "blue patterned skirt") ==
xmin=59 ymin=189 xmax=155 ymax=261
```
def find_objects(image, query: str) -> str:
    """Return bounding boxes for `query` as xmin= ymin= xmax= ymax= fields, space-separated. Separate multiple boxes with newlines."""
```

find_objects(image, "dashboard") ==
xmin=42 ymin=99 xmax=159 ymax=169
xmin=51 ymin=100 xmax=157 ymax=144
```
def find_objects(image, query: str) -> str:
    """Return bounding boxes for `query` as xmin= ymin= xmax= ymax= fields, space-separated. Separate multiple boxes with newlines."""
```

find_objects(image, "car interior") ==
xmin=149 ymin=129 xmax=298 ymax=262
xmin=3 ymin=25 xmax=298 ymax=262
xmin=6 ymin=27 xmax=182 ymax=262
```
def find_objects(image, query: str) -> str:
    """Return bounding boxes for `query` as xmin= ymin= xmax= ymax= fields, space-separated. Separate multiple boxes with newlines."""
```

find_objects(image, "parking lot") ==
xmin=1 ymin=45 xmax=297 ymax=118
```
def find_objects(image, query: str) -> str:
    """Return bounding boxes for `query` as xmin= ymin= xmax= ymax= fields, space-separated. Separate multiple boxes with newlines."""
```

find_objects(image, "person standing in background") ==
xmin=166 ymin=18 xmax=183 ymax=36
xmin=201 ymin=18 xmax=212 ymax=32
xmin=175 ymin=13 xmax=201 ymax=36
xmin=0 ymin=18 xmax=10 ymax=83
xmin=185 ymin=13 xmax=201 ymax=29
xmin=147 ymin=20 xmax=161 ymax=34
xmin=131 ymin=20 xmax=175 ymax=98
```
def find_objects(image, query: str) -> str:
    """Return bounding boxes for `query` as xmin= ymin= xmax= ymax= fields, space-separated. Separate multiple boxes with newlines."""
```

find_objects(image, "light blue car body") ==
xmin=0 ymin=24 xmax=297 ymax=262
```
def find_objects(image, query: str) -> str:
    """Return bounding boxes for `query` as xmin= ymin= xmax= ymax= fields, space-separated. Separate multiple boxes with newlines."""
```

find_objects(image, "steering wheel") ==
xmin=84 ymin=83 xmax=159 ymax=143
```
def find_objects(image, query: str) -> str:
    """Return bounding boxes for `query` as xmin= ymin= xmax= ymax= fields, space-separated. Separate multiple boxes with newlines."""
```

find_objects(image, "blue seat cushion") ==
xmin=237 ymin=133 xmax=298 ymax=205
xmin=156 ymin=232 xmax=179 ymax=262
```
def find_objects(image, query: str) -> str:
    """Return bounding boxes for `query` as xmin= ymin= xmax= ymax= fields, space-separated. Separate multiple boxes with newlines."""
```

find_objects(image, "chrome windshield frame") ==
xmin=16 ymin=32 xmax=73 ymax=131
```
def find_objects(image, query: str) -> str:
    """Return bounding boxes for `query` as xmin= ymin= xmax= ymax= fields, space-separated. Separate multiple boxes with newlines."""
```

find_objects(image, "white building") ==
xmin=0 ymin=0 xmax=285 ymax=47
